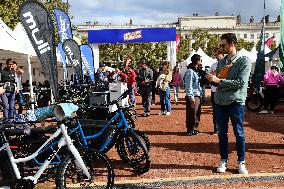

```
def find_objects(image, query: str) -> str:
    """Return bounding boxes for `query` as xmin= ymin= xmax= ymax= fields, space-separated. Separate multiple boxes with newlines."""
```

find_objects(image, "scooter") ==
xmin=246 ymin=84 xmax=284 ymax=112
xmin=246 ymin=86 xmax=265 ymax=112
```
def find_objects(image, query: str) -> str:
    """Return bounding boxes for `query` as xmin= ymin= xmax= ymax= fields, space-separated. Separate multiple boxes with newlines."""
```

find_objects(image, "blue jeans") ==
xmin=173 ymin=86 xmax=180 ymax=102
xmin=128 ymin=86 xmax=136 ymax=105
xmin=1 ymin=92 xmax=16 ymax=119
xmin=159 ymin=87 xmax=171 ymax=112
xmin=215 ymin=103 xmax=246 ymax=162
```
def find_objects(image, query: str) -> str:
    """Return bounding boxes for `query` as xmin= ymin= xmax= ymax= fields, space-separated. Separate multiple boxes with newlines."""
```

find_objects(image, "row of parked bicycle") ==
xmin=0 ymin=88 xmax=150 ymax=188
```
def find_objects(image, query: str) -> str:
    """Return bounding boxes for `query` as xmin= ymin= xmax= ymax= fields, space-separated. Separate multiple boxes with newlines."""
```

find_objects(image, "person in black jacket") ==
xmin=1 ymin=59 xmax=17 ymax=119
xmin=151 ymin=67 xmax=160 ymax=105
xmin=198 ymin=64 xmax=208 ymax=103
xmin=137 ymin=59 xmax=153 ymax=117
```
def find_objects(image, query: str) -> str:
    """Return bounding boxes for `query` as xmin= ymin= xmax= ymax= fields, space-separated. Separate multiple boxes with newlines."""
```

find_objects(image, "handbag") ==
xmin=217 ymin=64 xmax=233 ymax=79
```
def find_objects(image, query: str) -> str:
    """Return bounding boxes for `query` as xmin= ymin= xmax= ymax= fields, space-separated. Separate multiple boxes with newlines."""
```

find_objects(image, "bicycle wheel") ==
xmin=116 ymin=130 xmax=150 ymax=161
xmin=56 ymin=148 xmax=114 ymax=189
xmin=116 ymin=129 xmax=151 ymax=174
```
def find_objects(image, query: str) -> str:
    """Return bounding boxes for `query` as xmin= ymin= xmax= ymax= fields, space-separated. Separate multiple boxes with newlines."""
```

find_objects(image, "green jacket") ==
xmin=214 ymin=54 xmax=251 ymax=105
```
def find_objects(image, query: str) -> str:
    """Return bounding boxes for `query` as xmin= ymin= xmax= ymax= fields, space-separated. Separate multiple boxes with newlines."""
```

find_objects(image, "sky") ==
xmin=69 ymin=0 xmax=281 ymax=25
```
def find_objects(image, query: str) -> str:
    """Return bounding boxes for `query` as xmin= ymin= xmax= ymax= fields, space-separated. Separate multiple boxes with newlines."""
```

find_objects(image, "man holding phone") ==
xmin=206 ymin=33 xmax=251 ymax=174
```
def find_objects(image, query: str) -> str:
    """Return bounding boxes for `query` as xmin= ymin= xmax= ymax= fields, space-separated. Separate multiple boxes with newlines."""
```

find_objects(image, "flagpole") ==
xmin=263 ymin=0 xmax=266 ymax=55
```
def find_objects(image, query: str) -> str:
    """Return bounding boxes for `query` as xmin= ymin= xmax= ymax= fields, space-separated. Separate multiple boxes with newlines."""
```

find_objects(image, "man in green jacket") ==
xmin=207 ymin=33 xmax=251 ymax=174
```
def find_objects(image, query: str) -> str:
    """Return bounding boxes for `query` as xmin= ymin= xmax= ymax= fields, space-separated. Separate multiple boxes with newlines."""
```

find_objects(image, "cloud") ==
xmin=68 ymin=0 xmax=280 ymax=25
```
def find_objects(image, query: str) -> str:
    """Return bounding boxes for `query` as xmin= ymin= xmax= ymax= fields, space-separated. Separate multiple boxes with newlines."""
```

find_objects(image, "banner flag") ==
xmin=54 ymin=8 xmax=73 ymax=43
xmin=57 ymin=43 xmax=68 ymax=82
xmin=265 ymin=37 xmax=274 ymax=48
xmin=62 ymin=39 xmax=83 ymax=82
xmin=176 ymin=35 xmax=181 ymax=52
xmin=80 ymin=45 xmax=95 ymax=83
xmin=19 ymin=0 xmax=59 ymax=101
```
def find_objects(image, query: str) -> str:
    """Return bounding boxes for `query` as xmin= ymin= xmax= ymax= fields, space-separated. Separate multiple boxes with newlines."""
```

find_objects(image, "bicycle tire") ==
xmin=116 ymin=130 xmax=150 ymax=161
xmin=116 ymin=129 xmax=151 ymax=174
xmin=55 ymin=147 xmax=114 ymax=189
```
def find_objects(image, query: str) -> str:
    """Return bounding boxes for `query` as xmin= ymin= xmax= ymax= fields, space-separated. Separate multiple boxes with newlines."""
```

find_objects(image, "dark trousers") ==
xmin=263 ymin=85 xmax=279 ymax=111
xmin=141 ymin=87 xmax=152 ymax=113
xmin=1 ymin=92 xmax=15 ymax=119
xmin=151 ymin=86 xmax=156 ymax=104
xmin=211 ymin=91 xmax=218 ymax=132
xmin=186 ymin=96 xmax=201 ymax=132
xmin=215 ymin=103 xmax=246 ymax=162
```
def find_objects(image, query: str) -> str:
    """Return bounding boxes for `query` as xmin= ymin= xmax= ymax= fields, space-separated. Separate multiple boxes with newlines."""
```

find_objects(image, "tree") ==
xmin=191 ymin=28 xmax=210 ymax=51
xmin=236 ymin=38 xmax=254 ymax=51
xmin=0 ymin=0 xmax=69 ymax=29
xmin=177 ymin=36 xmax=191 ymax=63
xmin=205 ymin=34 xmax=219 ymax=57
xmin=97 ymin=42 xmax=168 ymax=69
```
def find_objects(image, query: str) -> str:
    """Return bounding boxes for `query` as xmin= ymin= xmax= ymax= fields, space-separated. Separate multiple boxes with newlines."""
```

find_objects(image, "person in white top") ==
xmin=209 ymin=48 xmax=224 ymax=134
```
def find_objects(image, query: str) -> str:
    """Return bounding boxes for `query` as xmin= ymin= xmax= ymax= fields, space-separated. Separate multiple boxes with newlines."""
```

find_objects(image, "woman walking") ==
xmin=172 ymin=66 xmax=182 ymax=105
xmin=156 ymin=61 xmax=172 ymax=115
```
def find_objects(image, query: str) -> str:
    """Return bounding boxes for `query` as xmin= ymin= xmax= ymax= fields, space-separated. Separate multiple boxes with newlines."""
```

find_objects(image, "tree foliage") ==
xmin=177 ymin=36 xmax=191 ymax=63
xmin=191 ymin=28 xmax=210 ymax=51
xmin=98 ymin=42 xmax=168 ymax=69
xmin=236 ymin=38 xmax=254 ymax=51
xmin=0 ymin=0 xmax=69 ymax=29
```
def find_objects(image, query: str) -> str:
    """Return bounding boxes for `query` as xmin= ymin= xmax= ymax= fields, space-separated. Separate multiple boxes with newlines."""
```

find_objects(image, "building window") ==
xmin=250 ymin=34 xmax=254 ymax=39
xmin=273 ymin=33 xmax=276 ymax=37
xmin=244 ymin=33 xmax=247 ymax=38
xmin=257 ymin=33 xmax=261 ymax=39
xmin=265 ymin=33 xmax=269 ymax=39
xmin=237 ymin=33 xmax=241 ymax=38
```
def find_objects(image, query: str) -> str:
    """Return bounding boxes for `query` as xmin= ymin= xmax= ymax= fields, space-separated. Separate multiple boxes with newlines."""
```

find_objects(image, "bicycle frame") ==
xmin=71 ymin=107 xmax=131 ymax=152
xmin=0 ymin=123 xmax=91 ymax=185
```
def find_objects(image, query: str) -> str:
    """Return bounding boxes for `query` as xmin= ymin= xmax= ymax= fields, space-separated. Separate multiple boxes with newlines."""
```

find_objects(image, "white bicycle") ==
xmin=0 ymin=104 xmax=114 ymax=189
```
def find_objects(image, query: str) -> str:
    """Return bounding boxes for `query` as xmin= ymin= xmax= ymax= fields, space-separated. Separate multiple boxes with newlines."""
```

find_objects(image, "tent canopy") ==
xmin=196 ymin=48 xmax=217 ymax=68
xmin=179 ymin=49 xmax=196 ymax=79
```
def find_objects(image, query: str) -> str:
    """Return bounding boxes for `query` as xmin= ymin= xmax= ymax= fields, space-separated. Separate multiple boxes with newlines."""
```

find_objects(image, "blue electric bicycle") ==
xmin=70 ymin=88 xmax=151 ymax=174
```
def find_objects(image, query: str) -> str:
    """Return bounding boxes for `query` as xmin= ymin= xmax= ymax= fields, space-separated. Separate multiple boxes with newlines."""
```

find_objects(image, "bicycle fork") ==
xmin=60 ymin=124 xmax=91 ymax=179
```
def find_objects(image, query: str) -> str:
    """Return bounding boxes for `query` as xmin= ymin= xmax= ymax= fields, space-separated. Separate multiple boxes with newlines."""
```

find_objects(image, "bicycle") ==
xmin=70 ymin=88 xmax=151 ymax=174
xmin=0 ymin=103 xmax=114 ymax=189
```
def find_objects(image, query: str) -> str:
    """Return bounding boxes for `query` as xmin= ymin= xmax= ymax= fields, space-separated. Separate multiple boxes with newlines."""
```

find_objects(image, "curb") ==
xmin=35 ymin=172 xmax=284 ymax=188
xmin=113 ymin=172 xmax=284 ymax=188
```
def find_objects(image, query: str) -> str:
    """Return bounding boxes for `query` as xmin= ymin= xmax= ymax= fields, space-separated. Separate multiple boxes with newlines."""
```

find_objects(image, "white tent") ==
xmin=13 ymin=23 xmax=36 ymax=56
xmin=239 ymin=48 xmax=256 ymax=62
xmin=249 ymin=47 xmax=258 ymax=63
xmin=179 ymin=49 xmax=196 ymax=79
xmin=0 ymin=19 xmax=19 ymax=53
xmin=196 ymin=48 xmax=217 ymax=68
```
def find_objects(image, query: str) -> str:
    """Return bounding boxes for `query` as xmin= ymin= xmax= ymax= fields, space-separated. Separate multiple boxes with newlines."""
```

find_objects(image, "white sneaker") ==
xmin=238 ymin=162 xmax=248 ymax=174
xmin=159 ymin=111 xmax=166 ymax=115
xmin=166 ymin=112 xmax=171 ymax=116
xmin=270 ymin=111 xmax=274 ymax=114
xmin=258 ymin=110 xmax=269 ymax=114
xmin=217 ymin=159 xmax=227 ymax=173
